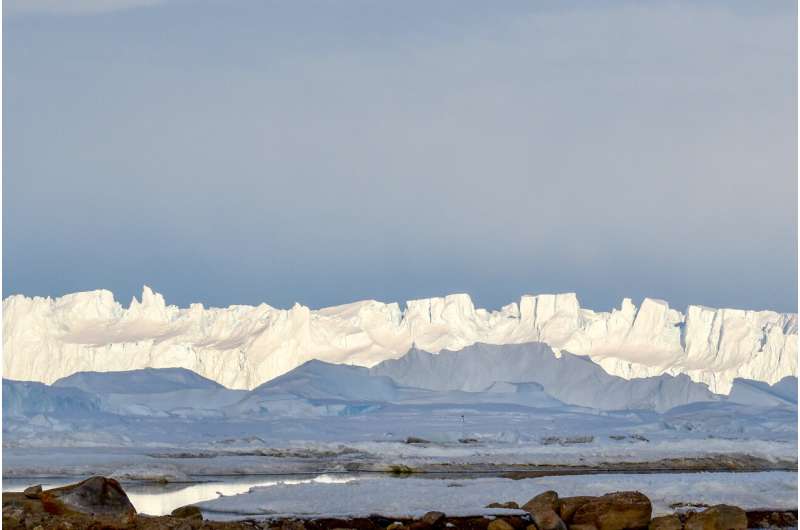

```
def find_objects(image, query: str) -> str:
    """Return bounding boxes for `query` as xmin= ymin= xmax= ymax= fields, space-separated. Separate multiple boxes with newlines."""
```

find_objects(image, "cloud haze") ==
xmin=3 ymin=1 xmax=797 ymax=313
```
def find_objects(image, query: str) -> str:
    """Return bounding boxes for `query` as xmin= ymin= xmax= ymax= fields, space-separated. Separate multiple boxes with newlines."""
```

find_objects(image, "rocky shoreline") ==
xmin=3 ymin=477 xmax=797 ymax=530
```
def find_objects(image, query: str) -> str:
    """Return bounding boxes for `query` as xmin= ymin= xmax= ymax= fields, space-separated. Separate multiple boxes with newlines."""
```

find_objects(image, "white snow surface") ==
xmin=52 ymin=368 xmax=249 ymax=418
xmin=3 ymin=287 xmax=796 ymax=393
xmin=727 ymin=376 xmax=798 ymax=408
xmin=6 ymin=344 xmax=719 ymax=415
xmin=3 ymin=356 xmax=797 ymax=479
xmin=371 ymin=343 xmax=717 ymax=412
xmin=195 ymin=472 xmax=798 ymax=519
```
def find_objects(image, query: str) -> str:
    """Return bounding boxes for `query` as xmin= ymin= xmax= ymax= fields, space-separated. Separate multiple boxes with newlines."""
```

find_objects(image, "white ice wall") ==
xmin=3 ymin=286 xmax=796 ymax=392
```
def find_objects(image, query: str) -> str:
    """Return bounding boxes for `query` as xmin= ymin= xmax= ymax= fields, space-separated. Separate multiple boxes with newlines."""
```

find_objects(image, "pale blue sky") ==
xmin=3 ymin=1 xmax=797 ymax=312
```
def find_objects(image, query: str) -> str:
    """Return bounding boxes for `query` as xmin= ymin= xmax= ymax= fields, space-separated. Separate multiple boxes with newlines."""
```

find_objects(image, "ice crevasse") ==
xmin=2 ymin=286 xmax=796 ymax=393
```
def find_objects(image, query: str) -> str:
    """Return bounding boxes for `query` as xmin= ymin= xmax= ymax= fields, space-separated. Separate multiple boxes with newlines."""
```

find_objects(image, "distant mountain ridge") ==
xmin=7 ymin=346 xmax=796 ymax=423
xmin=3 ymin=343 xmax=720 ymax=416
xmin=4 ymin=352 xmax=795 ymax=474
xmin=371 ymin=342 xmax=717 ymax=412
xmin=3 ymin=287 xmax=796 ymax=392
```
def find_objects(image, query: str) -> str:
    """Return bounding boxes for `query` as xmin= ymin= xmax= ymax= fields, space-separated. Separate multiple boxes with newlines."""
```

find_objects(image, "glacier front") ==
xmin=3 ymin=286 xmax=796 ymax=393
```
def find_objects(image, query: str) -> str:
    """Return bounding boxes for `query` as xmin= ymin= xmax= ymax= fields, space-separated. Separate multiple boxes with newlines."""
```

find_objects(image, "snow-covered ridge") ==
xmin=3 ymin=287 xmax=797 ymax=392
xmin=371 ymin=343 xmax=717 ymax=412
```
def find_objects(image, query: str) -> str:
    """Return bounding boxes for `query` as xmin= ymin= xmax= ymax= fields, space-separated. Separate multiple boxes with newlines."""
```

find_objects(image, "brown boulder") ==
xmin=421 ymin=511 xmax=446 ymax=527
xmin=558 ymin=496 xmax=599 ymax=523
xmin=39 ymin=476 xmax=136 ymax=523
xmin=23 ymin=485 xmax=42 ymax=499
xmin=572 ymin=491 xmax=652 ymax=530
xmin=523 ymin=491 xmax=559 ymax=513
xmin=684 ymin=505 xmax=746 ymax=530
xmin=522 ymin=491 xmax=566 ymax=530
xmin=171 ymin=504 xmax=203 ymax=521
xmin=488 ymin=519 xmax=516 ymax=530
xmin=649 ymin=515 xmax=682 ymax=530
xmin=570 ymin=525 xmax=599 ymax=530
xmin=486 ymin=502 xmax=520 ymax=510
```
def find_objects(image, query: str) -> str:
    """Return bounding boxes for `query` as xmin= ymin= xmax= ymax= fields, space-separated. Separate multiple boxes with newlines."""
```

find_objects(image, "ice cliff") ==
xmin=3 ymin=286 xmax=796 ymax=393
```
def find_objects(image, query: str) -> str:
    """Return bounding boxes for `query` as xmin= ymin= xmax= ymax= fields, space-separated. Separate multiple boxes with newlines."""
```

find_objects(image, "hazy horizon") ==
xmin=4 ymin=283 xmax=796 ymax=315
xmin=4 ymin=0 xmax=797 ymax=313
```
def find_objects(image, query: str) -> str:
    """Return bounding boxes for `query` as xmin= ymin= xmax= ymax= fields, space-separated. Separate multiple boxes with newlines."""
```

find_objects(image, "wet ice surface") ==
xmin=4 ymin=399 xmax=797 ymax=496
xmin=2 ymin=474 xmax=357 ymax=516
xmin=4 ymin=471 xmax=797 ymax=518
xmin=192 ymin=471 xmax=798 ymax=520
xmin=4 ymin=400 xmax=796 ymax=480
xmin=3 ymin=360 xmax=796 ymax=519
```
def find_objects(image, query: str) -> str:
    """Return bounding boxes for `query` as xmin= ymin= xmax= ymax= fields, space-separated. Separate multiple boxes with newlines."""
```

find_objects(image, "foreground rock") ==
xmin=649 ymin=515 xmax=682 ymax=530
xmin=746 ymin=510 xmax=799 ymax=529
xmin=571 ymin=491 xmax=652 ymax=530
xmin=684 ymin=505 xmax=747 ymax=530
xmin=486 ymin=502 xmax=520 ymax=510
xmin=421 ymin=511 xmax=446 ymax=526
xmin=559 ymin=496 xmax=599 ymax=524
xmin=487 ymin=520 xmax=516 ymax=530
xmin=43 ymin=476 xmax=136 ymax=522
xmin=23 ymin=485 xmax=42 ymax=499
xmin=523 ymin=490 xmax=567 ymax=530
xmin=4 ymin=476 xmax=137 ymax=526
xmin=172 ymin=504 xmax=204 ymax=521
xmin=3 ymin=478 xmax=248 ymax=530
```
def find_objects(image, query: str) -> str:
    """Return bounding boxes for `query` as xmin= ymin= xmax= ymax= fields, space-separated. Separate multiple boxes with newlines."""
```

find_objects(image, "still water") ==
xmin=2 ymin=474 xmax=357 ymax=516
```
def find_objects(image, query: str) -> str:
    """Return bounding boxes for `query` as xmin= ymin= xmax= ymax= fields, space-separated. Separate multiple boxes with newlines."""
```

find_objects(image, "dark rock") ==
xmin=746 ymin=510 xmax=798 ymax=529
xmin=572 ymin=491 xmax=652 ymax=530
xmin=406 ymin=437 xmax=431 ymax=444
xmin=172 ymin=504 xmax=203 ymax=521
xmin=23 ymin=486 xmax=42 ymax=500
xmin=278 ymin=519 xmax=307 ymax=530
xmin=309 ymin=518 xmax=382 ymax=530
xmin=39 ymin=476 xmax=136 ymax=522
xmin=421 ymin=511 xmax=446 ymax=527
xmin=684 ymin=505 xmax=746 ymax=530
xmin=368 ymin=515 xmax=394 ymax=528
xmin=671 ymin=503 xmax=710 ymax=511
xmin=486 ymin=503 xmax=520 ymax=510
xmin=541 ymin=436 xmax=594 ymax=446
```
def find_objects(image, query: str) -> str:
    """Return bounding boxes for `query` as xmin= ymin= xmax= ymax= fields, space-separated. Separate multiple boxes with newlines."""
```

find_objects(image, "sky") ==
xmin=3 ymin=0 xmax=797 ymax=313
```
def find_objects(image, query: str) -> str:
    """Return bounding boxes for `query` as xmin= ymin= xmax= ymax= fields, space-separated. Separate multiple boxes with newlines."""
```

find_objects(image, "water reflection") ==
xmin=3 ymin=474 xmax=357 ymax=516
